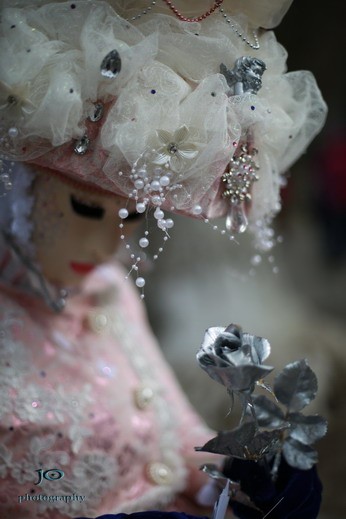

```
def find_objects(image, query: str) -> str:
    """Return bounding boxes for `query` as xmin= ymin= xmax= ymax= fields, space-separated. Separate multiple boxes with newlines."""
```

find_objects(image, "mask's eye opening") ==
xmin=70 ymin=194 xmax=105 ymax=219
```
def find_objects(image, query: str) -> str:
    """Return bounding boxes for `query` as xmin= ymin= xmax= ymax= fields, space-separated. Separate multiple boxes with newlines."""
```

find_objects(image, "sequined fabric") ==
xmin=0 ymin=259 xmax=213 ymax=518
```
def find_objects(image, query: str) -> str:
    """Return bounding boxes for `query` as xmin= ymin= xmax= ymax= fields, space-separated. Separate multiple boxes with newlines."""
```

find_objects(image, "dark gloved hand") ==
xmin=223 ymin=456 xmax=322 ymax=519
xmin=76 ymin=512 xmax=208 ymax=519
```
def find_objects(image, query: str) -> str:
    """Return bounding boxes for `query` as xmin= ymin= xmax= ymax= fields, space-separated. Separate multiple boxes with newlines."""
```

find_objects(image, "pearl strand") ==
xmin=219 ymin=7 xmax=260 ymax=49
xmin=128 ymin=0 xmax=156 ymax=21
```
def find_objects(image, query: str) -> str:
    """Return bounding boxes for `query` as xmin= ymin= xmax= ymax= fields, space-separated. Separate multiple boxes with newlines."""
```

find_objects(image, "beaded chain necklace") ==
xmin=162 ymin=0 xmax=224 ymax=22
xmin=127 ymin=0 xmax=260 ymax=50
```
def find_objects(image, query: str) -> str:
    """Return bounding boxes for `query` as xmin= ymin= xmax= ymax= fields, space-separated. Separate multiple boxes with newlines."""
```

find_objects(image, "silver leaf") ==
xmin=252 ymin=394 xmax=287 ymax=429
xmin=196 ymin=421 xmax=281 ymax=461
xmin=247 ymin=429 xmax=283 ymax=459
xmin=274 ymin=359 xmax=318 ymax=412
xmin=195 ymin=421 xmax=256 ymax=458
xmin=288 ymin=413 xmax=328 ymax=445
xmin=283 ymin=437 xmax=318 ymax=470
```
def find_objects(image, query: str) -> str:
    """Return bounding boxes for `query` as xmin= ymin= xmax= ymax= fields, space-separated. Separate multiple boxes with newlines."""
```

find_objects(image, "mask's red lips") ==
xmin=70 ymin=262 xmax=96 ymax=275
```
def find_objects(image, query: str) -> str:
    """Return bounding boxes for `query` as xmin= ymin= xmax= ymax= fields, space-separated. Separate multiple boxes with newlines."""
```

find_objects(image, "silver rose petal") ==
xmin=288 ymin=413 xmax=328 ymax=445
xmin=242 ymin=333 xmax=271 ymax=364
xmin=199 ymin=361 xmax=273 ymax=392
xmin=274 ymin=359 xmax=318 ymax=412
xmin=282 ymin=437 xmax=318 ymax=470
xmin=252 ymin=394 xmax=287 ymax=429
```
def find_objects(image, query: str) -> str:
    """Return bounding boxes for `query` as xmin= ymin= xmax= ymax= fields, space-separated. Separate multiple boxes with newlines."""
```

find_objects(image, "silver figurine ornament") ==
xmin=220 ymin=57 xmax=266 ymax=96
xmin=219 ymin=56 xmax=266 ymax=234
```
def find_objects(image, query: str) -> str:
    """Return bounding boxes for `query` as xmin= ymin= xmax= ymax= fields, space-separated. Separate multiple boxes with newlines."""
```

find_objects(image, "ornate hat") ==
xmin=0 ymin=0 xmax=326 ymax=249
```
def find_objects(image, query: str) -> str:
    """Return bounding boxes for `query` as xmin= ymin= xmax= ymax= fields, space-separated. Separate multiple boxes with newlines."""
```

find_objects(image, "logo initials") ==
xmin=34 ymin=468 xmax=65 ymax=485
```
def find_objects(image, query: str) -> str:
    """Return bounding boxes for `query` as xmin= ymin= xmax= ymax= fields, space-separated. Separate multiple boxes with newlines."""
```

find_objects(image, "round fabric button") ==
xmin=146 ymin=462 xmax=173 ymax=486
xmin=134 ymin=386 xmax=154 ymax=410
xmin=87 ymin=311 xmax=109 ymax=334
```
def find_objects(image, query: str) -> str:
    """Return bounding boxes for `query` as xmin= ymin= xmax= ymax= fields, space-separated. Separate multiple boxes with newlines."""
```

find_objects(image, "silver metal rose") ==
xmin=196 ymin=325 xmax=327 ymax=484
xmin=197 ymin=324 xmax=273 ymax=393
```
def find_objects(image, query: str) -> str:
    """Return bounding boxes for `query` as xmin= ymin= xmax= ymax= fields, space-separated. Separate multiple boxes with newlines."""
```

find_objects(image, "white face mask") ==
xmin=29 ymin=169 xmax=143 ymax=288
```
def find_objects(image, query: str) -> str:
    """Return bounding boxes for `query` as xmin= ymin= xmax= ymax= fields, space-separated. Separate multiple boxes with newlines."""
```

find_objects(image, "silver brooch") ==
xmin=100 ymin=49 xmax=122 ymax=79
xmin=74 ymin=134 xmax=90 ymax=155
xmin=220 ymin=56 xmax=266 ymax=95
xmin=222 ymin=143 xmax=259 ymax=234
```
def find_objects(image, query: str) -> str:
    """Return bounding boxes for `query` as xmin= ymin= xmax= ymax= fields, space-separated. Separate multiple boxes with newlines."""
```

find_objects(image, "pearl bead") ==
xmin=154 ymin=209 xmax=164 ymax=220
xmin=139 ymin=237 xmax=149 ymax=248
xmin=192 ymin=204 xmax=202 ymax=215
xmin=136 ymin=202 xmax=146 ymax=213
xmin=118 ymin=208 xmax=128 ymax=219
xmin=151 ymin=196 xmax=161 ymax=205
xmin=136 ymin=277 xmax=145 ymax=288
xmin=134 ymin=179 xmax=144 ymax=189
xmin=159 ymin=175 xmax=170 ymax=187
xmin=138 ymin=167 xmax=147 ymax=178
xmin=8 ymin=127 xmax=18 ymax=138
xmin=151 ymin=180 xmax=161 ymax=191
xmin=165 ymin=219 xmax=174 ymax=229
xmin=251 ymin=254 xmax=262 ymax=266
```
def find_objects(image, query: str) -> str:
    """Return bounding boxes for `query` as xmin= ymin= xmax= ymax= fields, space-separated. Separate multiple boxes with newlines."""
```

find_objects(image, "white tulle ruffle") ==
xmin=0 ymin=0 xmax=327 ymax=228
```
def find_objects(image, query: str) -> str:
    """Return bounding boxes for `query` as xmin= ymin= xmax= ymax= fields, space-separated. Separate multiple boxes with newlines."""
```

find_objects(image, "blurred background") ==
xmin=140 ymin=2 xmax=346 ymax=518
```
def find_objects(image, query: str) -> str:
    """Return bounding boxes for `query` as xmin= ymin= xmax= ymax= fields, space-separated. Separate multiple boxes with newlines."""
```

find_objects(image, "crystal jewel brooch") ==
xmin=222 ymin=144 xmax=259 ymax=234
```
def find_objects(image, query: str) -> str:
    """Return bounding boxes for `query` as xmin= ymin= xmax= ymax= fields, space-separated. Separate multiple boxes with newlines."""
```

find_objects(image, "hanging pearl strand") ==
xmin=117 ymin=156 xmax=177 ymax=298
